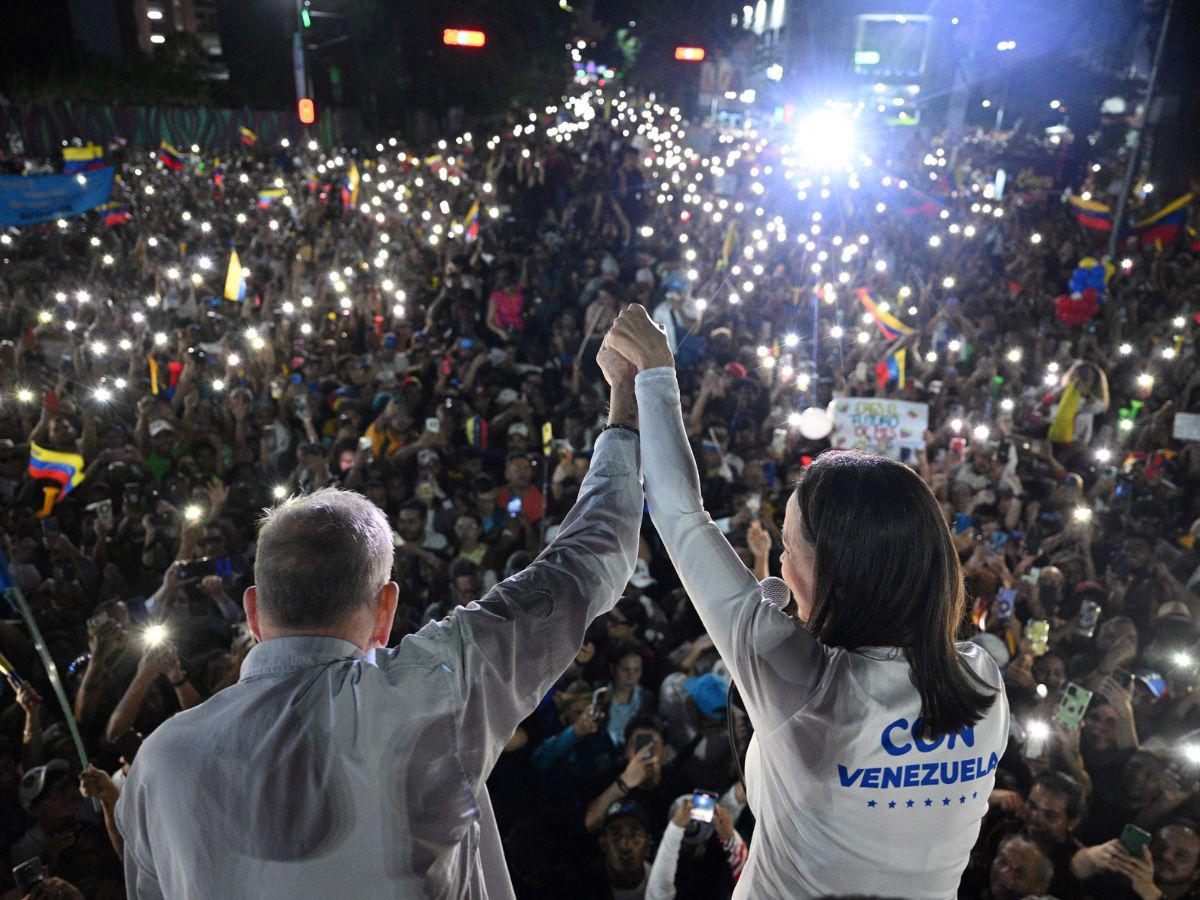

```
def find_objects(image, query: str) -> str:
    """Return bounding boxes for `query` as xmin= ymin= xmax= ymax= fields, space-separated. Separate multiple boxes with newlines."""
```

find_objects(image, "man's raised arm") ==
xmin=405 ymin=346 xmax=643 ymax=793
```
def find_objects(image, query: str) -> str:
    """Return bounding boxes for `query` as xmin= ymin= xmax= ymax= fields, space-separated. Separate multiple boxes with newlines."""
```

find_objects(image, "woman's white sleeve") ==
xmin=635 ymin=368 xmax=824 ymax=729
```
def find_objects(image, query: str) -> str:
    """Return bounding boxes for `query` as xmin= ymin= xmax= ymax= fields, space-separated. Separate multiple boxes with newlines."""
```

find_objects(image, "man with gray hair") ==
xmin=115 ymin=347 xmax=645 ymax=898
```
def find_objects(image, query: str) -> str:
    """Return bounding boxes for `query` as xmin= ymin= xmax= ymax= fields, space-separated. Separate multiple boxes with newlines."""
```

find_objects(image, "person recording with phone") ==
xmin=606 ymin=304 xmax=1009 ymax=898
xmin=114 ymin=345 xmax=645 ymax=899
xmin=645 ymin=793 xmax=747 ymax=900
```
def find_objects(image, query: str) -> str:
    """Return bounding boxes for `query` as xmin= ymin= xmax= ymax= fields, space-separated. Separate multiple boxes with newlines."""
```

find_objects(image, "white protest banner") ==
xmin=1174 ymin=412 xmax=1200 ymax=442
xmin=830 ymin=397 xmax=929 ymax=459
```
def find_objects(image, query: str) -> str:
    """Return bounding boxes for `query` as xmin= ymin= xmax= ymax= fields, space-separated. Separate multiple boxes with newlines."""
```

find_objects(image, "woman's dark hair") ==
xmin=795 ymin=450 xmax=997 ymax=736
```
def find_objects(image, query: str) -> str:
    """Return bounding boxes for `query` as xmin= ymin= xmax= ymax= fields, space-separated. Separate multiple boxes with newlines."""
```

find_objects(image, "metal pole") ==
xmin=1106 ymin=0 xmax=1174 ymax=264
xmin=292 ymin=0 xmax=310 ymax=134
xmin=0 ymin=554 xmax=100 ymax=812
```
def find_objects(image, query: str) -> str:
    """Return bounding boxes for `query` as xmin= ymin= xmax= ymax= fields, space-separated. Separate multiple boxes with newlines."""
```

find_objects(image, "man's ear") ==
xmin=371 ymin=582 xmax=399 ymax=649
xmin=244 ymin=586 xmax=262 ymax=642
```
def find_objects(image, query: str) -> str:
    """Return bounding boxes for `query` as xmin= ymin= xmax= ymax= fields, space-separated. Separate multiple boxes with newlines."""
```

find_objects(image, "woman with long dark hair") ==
xmin=607 ymin=305 xmax=1009 ymax=898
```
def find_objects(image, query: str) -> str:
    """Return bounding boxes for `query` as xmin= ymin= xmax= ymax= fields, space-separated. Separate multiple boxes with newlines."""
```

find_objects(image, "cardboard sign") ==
xmin=830 ymin=397 xmax=929 ymax=459
xmin=1174 ymin=412 xmax=1200 ymax=442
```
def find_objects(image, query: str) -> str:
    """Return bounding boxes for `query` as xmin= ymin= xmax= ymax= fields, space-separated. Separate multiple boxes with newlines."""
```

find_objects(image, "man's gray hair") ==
xmin=254 ymin=487 xmax=394 ymax=629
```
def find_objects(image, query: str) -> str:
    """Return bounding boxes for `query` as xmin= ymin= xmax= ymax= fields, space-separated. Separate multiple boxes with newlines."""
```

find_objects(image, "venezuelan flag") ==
xmin=63 ymin=144 xmax=105 ymax=174
xmin=224 ymin=250 xmax=246 ymax=301
xmin=873 ymin=348 xmax=907 ymax=390
xmin=464 ymin=200 xmax=480 ymax=242
xmin=341 ymin=161 xmax=360 ymax=211
xmin=159 ymin=141 xmax=184 ymax=171
xmin=1066 ymin=194 xmax=1111 ymax=232
xmin=28 ymin=443 xmax=85 ymax=498
xmin=257 ymin=188 xmax=285 ymax=209
xmin=99 ymin=202 xmax=132 ymax=226
xmin=239 ymin=126 xmax=259 ymax=147
xmin=858 ymin=289 xmax=913 ymax=341
xmin=1134 ymin=193 xmax=1193 ymax=248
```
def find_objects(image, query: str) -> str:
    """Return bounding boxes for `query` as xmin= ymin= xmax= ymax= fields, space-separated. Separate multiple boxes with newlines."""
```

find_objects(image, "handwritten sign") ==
xmin=1174 ymin=412 xmax=1200 ymax=442
xmin=830 ymin=397 xmax=929 ymax=459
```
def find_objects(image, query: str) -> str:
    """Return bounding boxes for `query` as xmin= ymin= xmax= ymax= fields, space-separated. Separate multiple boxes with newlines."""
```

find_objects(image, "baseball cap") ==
xmin=148 ymin=419 xmax=175 ymax=438
xmin=497 ymin=388 xmax=519 ymax=407
xmin=382 ymin=332 xmax=399 ymax=349
xmin=684 ymin=672 xmax=729 ymax=719
xmin=18 ymin=759 xmax=70 ymax=811
xmin=508 ymin=422 xmax=529 ymax=437
xmin=603 ymin=799 xmax=650 ymax=831
xmin=1136 ymin=669 xmax=1168 ymax=699
xmin=630 ymin=558 xmax=656 ymax=589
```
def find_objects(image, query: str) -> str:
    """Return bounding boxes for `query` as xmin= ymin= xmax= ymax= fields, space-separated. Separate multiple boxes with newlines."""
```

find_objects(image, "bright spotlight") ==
xmin=795 ymin=108 xmax=858 ymax=169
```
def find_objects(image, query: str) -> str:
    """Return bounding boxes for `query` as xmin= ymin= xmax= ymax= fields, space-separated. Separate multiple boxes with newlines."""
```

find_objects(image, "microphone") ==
xmin=759 ymin=576 xmax=792 ymax=614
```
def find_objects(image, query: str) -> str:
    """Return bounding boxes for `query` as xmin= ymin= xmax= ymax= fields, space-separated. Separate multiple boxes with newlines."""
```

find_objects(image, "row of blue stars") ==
xmin=866 ymin=791 xmax=978 ymax=809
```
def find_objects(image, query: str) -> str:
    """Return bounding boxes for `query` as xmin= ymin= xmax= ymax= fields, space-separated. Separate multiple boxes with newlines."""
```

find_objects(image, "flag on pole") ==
xmin=28 ymin=442 xmax=85 ymax=499
xmin=1066 ymin=194 xmax=1112 ymax=232
xmin=1133 ymin=193 xmax=1193 ymax=249
xmin=224 ymin=250 xmax=247 ymax=301
xmin=158 ymin=141 xmax=184 ymax=171
xmin=239 ymin=126 xmax=259 ymax=147
xmin=63 ymin=144 xmax=105 ymax=174
xmin=341 ymin=161 xmax=360 ymax=210
xmin=464 ymin=200 xmax=480 ymax=242
xmin=858 ymin=288 xmax=913 ymax=341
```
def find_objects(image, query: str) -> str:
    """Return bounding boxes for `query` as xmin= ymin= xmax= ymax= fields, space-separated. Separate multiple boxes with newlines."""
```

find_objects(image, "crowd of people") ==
xmin=0 ymin=83 xmax=1198 ymax=899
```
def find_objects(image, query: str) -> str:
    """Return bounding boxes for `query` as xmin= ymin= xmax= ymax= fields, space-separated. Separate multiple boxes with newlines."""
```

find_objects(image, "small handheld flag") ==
xmin=63 ymin=144 xmax=105 ymax=174
xmin=239 ymin=126 xmax=259 ymax=147
xmin=28 ymin=442 xmax=85 ymax=500
xmin=341 ymin=161 xmax=360 ymax=211
xmin=1133 ymin=193 xmax=1193 ymax=249
xmin=159 ymin=141 xmax=184 ymax=171
xmin=99 ymin=202 xmax=132 ymax=226
xmin=858 ymin=289 xmax=913 ymax=341
xmin=257 ymin=188 xmax=285 ymax=209
xmin=464 ymin=200 xmax=480 ymax=242
xmin=1066 ymin=194 xmax=1112 ymax=232
xmin=224 ymin=250 xmax=247 ymax=301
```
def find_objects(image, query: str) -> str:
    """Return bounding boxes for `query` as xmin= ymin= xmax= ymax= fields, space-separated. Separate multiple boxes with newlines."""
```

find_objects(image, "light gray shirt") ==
xmin=635 ymin=368 xmax=1009 ymax=899
xmin=115 ymin=428 xmax=642 ymax=899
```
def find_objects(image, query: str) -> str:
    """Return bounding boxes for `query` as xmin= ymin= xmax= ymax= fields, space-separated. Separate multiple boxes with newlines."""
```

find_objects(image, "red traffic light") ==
xmin=297 ymin=97 xmax=316 ymax=125
xmin=674 ymin=46 xmax=706 ymax=61
xmin=443 ymin=29 xmax=486 ymax=48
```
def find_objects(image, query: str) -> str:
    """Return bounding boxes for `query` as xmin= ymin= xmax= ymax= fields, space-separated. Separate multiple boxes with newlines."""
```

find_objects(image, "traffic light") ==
xmin=298 ymin=97 xmax=316 ymax=125
xmin=674 ymin=46 xmax=705 ymax=61
xmin=443 ymin=28 xmax=486 ymax=47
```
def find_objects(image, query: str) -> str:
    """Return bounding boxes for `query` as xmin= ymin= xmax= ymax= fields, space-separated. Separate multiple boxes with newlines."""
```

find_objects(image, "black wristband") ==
xmin=603 ymin=422 xmax=640 ymax=437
